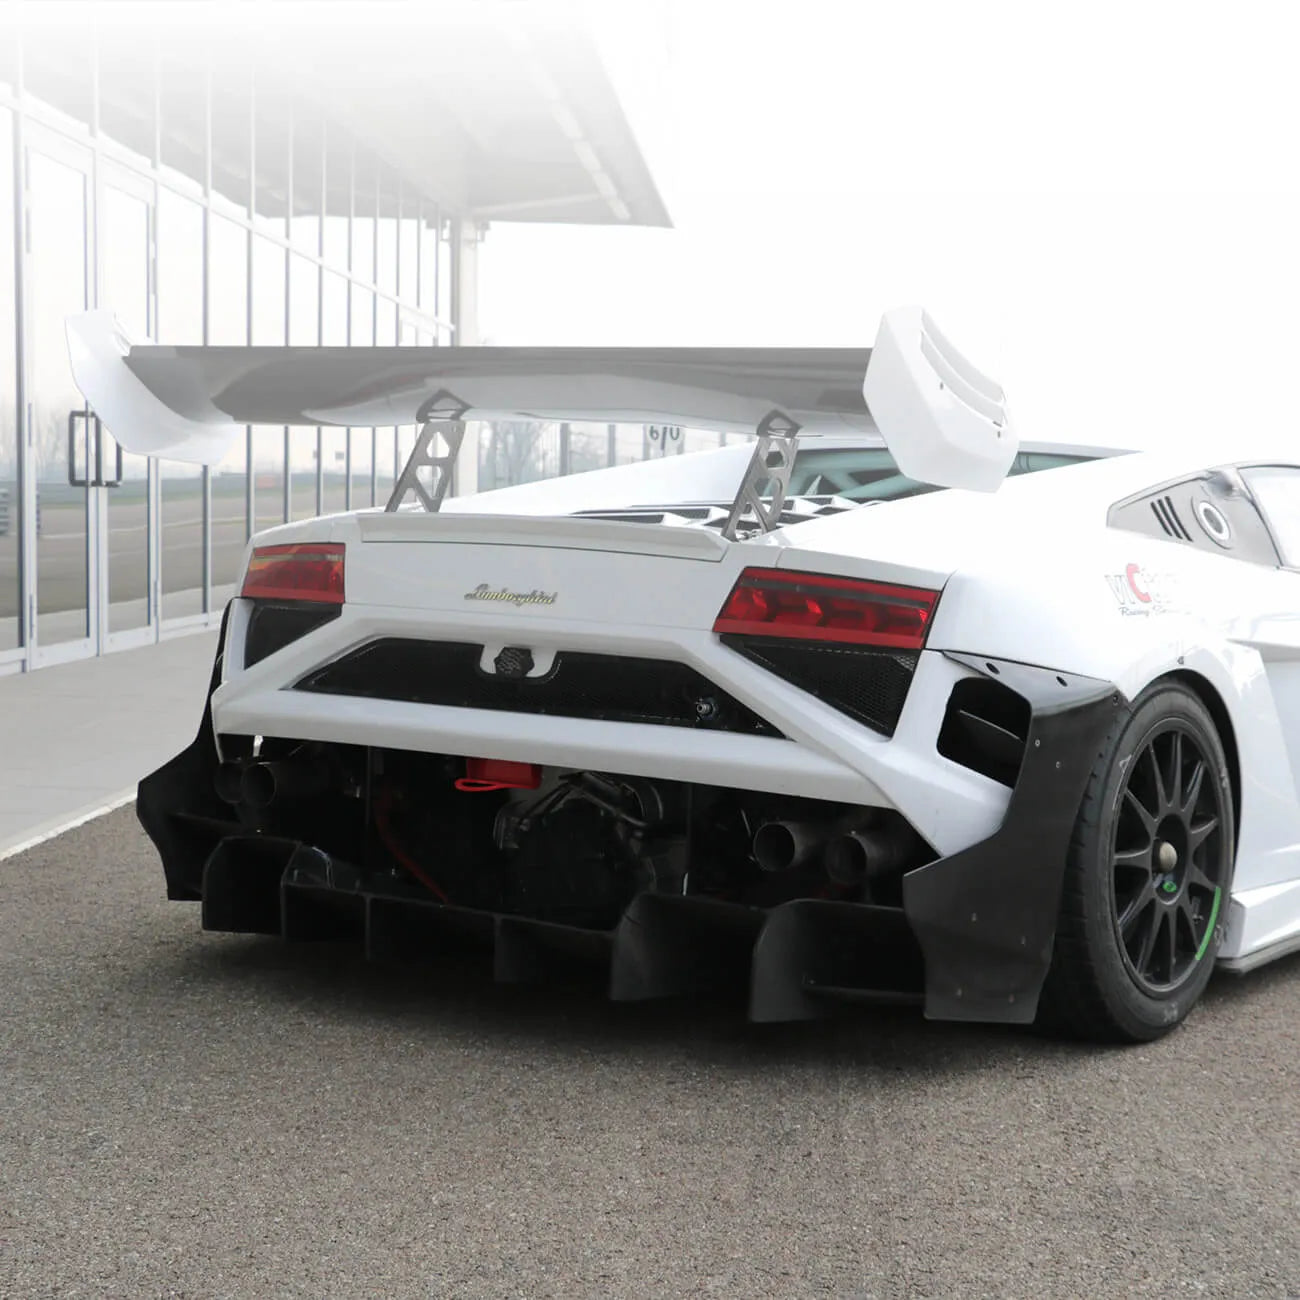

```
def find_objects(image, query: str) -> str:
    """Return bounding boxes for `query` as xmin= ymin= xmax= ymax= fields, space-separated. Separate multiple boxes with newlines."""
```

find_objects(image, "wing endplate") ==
xmin=66 ymin=311 xmax=242 ymax=465
xmin=863 ymin=306 xmax=1018 ymax=493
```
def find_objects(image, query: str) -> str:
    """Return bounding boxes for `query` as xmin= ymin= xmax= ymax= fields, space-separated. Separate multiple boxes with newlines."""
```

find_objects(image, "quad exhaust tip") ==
xmin=215 ymin=760 xmax=330 ymax=809
xmin=752 ymin=820 xmax=829 ymax=873
xmin=824 ymin=829 xmax=907 ymax=887
xmin=752 ymin=815 xmax=902 ymax=882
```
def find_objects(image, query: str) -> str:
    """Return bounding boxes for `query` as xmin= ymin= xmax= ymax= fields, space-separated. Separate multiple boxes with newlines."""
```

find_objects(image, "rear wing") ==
xmin=66 ymin=306 xmax=1017 ymax=533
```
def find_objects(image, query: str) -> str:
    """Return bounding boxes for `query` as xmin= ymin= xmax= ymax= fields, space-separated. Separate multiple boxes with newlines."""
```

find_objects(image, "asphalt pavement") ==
xmin=2 ymin=807 xmax=1298 ymax=1299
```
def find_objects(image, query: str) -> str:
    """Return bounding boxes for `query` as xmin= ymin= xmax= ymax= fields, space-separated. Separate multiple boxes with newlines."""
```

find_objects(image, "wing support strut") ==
xmin=384 ymin=389 xmax=469 ymax=513
xmin=720 ymin=408 xmax=801 ymax=541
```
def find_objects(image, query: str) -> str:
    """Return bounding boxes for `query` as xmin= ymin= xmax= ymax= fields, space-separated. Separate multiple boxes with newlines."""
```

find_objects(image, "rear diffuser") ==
xmin=198 ymin=835 xmax=924 ymax=1022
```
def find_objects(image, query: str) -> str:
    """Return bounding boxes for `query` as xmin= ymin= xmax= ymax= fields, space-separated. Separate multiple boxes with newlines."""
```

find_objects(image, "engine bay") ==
xmin=210 ymin=736 xmax=934 ymax=930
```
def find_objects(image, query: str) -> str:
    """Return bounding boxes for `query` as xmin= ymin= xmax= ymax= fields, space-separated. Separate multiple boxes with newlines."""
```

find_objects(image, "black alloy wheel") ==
xmin=1110 ymin=720 xmax=1228 ymax=996
xmin=1038 ymin=682 xmax=1235 ymax=1042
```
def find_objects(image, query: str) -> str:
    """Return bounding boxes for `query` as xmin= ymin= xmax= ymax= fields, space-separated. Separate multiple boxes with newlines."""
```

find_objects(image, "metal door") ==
xmin=23 ymin=126 xmax=163 ymax=663
xmin=97 ymin=160 xmax=157 ymax=651
xmin=24 ymin=124 xmax=98 ymax=665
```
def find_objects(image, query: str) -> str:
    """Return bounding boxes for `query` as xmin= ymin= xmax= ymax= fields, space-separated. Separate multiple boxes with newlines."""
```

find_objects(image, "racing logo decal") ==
xmin=1104 ymin=564 xmax=1185 ymax=616
xmin=464 ymin=583 xmax=557 ymax=608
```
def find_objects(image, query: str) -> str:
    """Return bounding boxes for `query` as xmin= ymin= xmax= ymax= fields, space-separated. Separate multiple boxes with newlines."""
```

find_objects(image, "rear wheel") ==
xmin=1038 ymin=682 xmax=1234 ymax=1042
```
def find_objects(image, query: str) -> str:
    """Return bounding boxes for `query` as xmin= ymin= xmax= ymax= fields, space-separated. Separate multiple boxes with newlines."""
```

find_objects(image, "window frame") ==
xmin=1237 ymin=463 xmax=1300 ymax=569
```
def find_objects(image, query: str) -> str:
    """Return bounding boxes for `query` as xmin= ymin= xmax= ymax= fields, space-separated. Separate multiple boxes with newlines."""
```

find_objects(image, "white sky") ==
xmin=480 ymin=0 xmax=1300 ymax=451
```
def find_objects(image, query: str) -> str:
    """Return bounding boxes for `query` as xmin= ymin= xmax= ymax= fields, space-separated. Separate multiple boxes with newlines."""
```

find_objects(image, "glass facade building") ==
xmin=0 ymin=37 xmax=458 ymax=672
xmin=0 ymin=19 xmax=673 ymax=676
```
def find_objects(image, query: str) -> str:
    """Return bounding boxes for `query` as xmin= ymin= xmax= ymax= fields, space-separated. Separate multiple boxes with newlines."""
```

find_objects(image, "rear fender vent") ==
xmin=937 ymin=677 xmax=1031 ymax=786
xmin=1150 ymin=495 xmax=1192 ymax=541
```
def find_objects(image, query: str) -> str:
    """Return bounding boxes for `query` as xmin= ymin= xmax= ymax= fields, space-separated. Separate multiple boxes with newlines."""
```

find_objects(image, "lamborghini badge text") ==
xmin=464 ymin=583 xmax=557 ymax=607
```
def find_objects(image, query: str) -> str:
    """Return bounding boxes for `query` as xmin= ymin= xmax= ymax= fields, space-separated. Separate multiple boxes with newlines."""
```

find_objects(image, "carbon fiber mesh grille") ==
xmin=295 ymin=639 xmax=783 ymax=737
xmin=721 ymin=635 xmax=918 ymax=735
xmin=244 ymin=603 xmax=342 ymax=669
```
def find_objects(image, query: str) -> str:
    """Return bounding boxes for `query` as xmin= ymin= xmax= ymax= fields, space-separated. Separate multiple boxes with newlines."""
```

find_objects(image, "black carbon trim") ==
xmin=721 ymin=634 xmax=917 ymax=735
xmin=936 ymin=675 xmax=1032 ymax=786
xmin=244 ymin=601 xmax=341 ymax=668
xmin=136 ymin=602 xmax=237 ymax=900
xmin=903 ymin=654 xmax=1123 ymax=1023
xmin=294 ymin=638 xmax=782 ymax=737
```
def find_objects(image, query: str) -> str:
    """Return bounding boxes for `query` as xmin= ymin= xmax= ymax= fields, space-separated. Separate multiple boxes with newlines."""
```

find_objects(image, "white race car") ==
xmin=68 ymin=307 xmax=1300 ymax=1041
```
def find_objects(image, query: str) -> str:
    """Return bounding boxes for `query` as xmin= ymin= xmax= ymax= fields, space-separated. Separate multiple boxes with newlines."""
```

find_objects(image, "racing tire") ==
xmin=1037 ymin=681 xmax=1235 ymax=1043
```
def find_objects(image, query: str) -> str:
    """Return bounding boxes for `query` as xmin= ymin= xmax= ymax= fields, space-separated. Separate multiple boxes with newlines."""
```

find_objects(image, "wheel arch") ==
xmin=1160 ymin=668 xmax=1241 ymax=854
xmin=1033 ymin=663 xmax=1239 ymax=1040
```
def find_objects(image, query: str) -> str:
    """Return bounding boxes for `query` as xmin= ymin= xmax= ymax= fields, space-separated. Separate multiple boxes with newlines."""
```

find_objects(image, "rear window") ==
xmin=787 ymin=449 xmax=1093 ymax=503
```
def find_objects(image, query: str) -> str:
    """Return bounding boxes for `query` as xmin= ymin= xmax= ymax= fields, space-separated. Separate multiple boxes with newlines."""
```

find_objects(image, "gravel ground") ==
xmin=1 ymin=806 xmax=1298 ymax=1300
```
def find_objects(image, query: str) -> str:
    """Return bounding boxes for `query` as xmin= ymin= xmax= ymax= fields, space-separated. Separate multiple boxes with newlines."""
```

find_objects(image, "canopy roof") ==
xmin=11 ymin=1 xmax=670 ymax=227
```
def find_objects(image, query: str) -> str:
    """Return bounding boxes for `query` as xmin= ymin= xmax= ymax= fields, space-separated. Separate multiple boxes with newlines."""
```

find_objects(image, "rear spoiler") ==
xmin=66 ymin=306 xmax=1017 ymax=525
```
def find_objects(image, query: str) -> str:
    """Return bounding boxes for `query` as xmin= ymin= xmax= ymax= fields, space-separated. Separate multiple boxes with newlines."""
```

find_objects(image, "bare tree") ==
xmin=34 ymin=408 xmax=67 ymax=484
xmin=485 ymin=420 xmax=552 ymax=488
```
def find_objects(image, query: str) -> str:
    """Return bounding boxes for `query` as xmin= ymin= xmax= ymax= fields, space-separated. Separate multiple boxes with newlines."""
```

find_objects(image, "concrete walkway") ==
xmin=0 ymin=630 xmax=219 ymax=857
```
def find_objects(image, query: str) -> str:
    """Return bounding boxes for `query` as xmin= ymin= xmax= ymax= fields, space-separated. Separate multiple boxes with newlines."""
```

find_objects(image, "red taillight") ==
xmin=712 ymin=567 xmax=938 ymax=649
xmin=240 ymin=543 xmax=345 ymax=604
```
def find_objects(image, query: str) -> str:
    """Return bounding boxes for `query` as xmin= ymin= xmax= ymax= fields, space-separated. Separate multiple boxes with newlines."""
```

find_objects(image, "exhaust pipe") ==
xmin=753 ymin=820 xmax=837 ymax=874
xmin=824 ymin=829 xmax=907 ymax=887
xmin=214 ymin=761 xmax=245 ymax=805
xmin=239 ymin=760 xmax=330 ymax=810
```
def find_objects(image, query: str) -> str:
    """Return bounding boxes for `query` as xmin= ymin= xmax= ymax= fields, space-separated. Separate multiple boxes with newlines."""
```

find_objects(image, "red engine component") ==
xmin=455 ymin=758 xmax=543 ymax=793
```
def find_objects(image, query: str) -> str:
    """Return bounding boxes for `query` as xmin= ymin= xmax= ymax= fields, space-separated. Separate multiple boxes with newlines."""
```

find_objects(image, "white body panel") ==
xmin=202 ymin=441 xmax=1300 ymax=970
xmin=216 ymin=521 xmax=1009 ymax=858
xmin=64 ymin=306 xmax=1300 ymax=973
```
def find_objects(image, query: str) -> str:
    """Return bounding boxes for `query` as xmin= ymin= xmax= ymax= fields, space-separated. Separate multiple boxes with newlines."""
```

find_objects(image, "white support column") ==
xmin=450 ymin=217 xmax=482 ymax=496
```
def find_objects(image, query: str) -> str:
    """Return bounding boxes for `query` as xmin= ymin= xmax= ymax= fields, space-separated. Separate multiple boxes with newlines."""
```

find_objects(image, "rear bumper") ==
xmin=138 ymin=619 xmax=1121 ymax=1025
xmin=212 ymin=596 xmax=1021 ymax=855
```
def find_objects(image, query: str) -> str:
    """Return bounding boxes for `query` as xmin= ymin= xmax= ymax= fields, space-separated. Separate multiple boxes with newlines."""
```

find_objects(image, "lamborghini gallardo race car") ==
xmin=67 ymin=307 xmax=1300 ymax=1041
